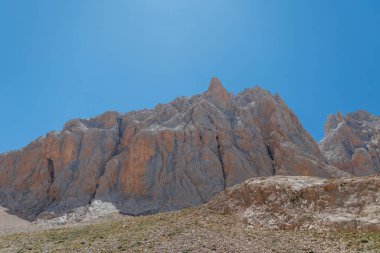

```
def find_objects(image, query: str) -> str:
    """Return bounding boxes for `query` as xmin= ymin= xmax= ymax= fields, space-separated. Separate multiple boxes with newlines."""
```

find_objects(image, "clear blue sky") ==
xmin=1 ymin=0 xmax=379 ymax=153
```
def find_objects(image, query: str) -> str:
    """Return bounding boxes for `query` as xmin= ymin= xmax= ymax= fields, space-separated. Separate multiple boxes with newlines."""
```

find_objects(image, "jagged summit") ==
xmin=205 ymin=77 xmax=229 ymax=109
xmin=0 ymin=79 xmax=345 ymax=219
xmin=207 ymin=77 xmax=227 ymax=94
xmin=323 ymin=112 xmax=344 ymax=135
xmin=320 ymin=110 xmax=380 ymax=176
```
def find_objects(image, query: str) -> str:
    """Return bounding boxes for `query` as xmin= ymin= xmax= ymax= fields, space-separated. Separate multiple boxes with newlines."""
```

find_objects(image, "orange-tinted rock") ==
xmin=0 ymin=78 xmax=345 ymax=219
xmin=320 ymin=111 xmax=380 ymax=176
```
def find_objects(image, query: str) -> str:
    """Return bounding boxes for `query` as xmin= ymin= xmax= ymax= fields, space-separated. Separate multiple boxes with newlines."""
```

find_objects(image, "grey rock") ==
xmin=0 ymin=78 xmax=345 ymax=219
xmin=320 ymin=111 xmax=380 ymax=176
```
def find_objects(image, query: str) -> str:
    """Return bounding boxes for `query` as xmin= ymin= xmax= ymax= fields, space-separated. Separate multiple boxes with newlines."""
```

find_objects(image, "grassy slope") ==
xmin=0 ymin=207 xmax=379 ymax=253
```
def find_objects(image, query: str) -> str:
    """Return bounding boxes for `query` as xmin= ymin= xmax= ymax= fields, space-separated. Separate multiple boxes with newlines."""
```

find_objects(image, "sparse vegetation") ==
xmin=0 ymin=207 xmax=379 ymax=253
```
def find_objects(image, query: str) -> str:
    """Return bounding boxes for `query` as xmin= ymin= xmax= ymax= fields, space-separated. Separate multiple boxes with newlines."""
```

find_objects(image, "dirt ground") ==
xmin=0 ymin=206 xmax=35 ymax=235
xmin=0 ymin=207 xmax=379 ymax=253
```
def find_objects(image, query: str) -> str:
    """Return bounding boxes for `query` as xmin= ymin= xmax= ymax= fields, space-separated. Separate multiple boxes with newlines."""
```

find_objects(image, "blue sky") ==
xmin=0 ymin=0 xmax=379 ymax=153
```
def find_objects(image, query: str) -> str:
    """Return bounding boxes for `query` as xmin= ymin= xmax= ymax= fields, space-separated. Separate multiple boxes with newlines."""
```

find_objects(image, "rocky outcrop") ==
xmin=208 ymin=176 xmax=380 ymax=232
xmin=320 ymin=111 xmax=380 ymax=176
xmin=0 ymin=78 xmax=345 ymax=219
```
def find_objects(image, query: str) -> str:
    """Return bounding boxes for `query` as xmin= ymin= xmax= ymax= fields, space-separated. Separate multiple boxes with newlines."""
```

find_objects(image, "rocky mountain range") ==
xmin=0 ymin=78 xmax=377 ymax=220
xmin=320 ymin=111 xmax=380 ymax=176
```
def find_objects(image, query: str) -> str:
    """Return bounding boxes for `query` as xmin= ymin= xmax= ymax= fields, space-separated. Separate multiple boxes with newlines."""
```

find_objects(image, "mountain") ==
xmin=0 ymin=78 xmax=345 ymax=219
xmin=320 ymin=111 xmax=380 ymax=176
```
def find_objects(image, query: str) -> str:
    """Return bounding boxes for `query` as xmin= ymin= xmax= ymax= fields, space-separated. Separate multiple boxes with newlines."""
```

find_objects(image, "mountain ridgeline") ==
xmin=0 ymin=78 xmax=374 ymax=220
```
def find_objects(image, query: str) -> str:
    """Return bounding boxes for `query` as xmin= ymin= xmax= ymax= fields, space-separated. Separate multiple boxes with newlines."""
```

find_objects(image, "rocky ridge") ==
xmin=0 ymin=78 xmax=345 ymax=220
xmin=208 ymin=176 xmax=380 ymax=232
xmin=320 ymin=111 xmax=380 ymax=176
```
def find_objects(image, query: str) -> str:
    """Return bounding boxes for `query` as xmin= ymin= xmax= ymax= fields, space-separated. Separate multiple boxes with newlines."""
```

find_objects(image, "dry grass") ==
xmin=0 ymin=206 xmax=379 ymax=253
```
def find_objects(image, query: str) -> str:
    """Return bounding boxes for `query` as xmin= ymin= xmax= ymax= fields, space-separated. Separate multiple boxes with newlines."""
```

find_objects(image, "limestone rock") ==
xmin=0 ymin=78 xmax=345 ymax=219
xmin=320 ymin=111 xmax=380 ymax=176
xmin=208 ymin=176 xmax=380 ymax=232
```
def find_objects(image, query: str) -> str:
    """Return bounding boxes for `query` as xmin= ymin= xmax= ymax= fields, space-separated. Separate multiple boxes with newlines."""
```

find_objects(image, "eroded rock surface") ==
xmin=0 ymin=78 xmax=344 ymax=219
xmin=320 ymin=111 xmax=380 ymax=176
xmin=208 ymin=176 xmax=380 ymax=232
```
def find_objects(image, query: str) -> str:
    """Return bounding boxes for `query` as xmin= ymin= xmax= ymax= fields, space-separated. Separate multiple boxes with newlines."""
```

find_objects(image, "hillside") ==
xmin=0 ymin=176 xmax=379 ymax=253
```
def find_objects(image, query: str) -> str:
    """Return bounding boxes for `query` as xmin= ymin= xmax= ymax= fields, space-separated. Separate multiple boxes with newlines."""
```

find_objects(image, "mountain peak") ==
xmin=206 ymin=77 xmax=229 ymax=109
xmin=208 ymin=77 xmax=227 ymax=94
xmin=320 ymin=110 xmax=380 ymax=176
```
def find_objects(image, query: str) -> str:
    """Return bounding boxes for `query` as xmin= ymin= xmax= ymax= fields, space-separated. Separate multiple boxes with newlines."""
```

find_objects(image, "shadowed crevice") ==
xmin=266 ymin=143 xmax=276 ymax=176
xmin=216 ymin=134 xmax=227 ymax=189
xmin=45 ymin=158 xmax=57 ymax=207
xmin=47 ymin=159 xmax=55 ymax=181
xmin=88 ymin=117 xmax=124 ymax=206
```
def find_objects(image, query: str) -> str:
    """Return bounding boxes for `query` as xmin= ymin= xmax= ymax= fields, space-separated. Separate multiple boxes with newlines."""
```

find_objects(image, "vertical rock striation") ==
xmin=320 ymin=111 xmax=380 ymax=176
xmin=0 ymin=78 xmax=344 ymax=219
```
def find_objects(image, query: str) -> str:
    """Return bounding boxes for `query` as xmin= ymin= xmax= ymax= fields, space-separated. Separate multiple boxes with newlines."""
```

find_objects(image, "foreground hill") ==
xmin=208 ymin=176 xmax=380 ymax=232
xmin=0 ymin=176 xmax=379 ymax=253
xmin=0 ymin=78 xmax=344 ymax=219
xmin=320 ymin=111 xmax=380 ymax=176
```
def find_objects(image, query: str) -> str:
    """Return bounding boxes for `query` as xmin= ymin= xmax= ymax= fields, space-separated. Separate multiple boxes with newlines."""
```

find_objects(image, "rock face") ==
xmin=320 ymin=111 xmax=380 ymax=176
xmin=208 ymin=176 xmax=380 ymax=232
xmin=0 ymin=78 xmax=344 ymax=219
